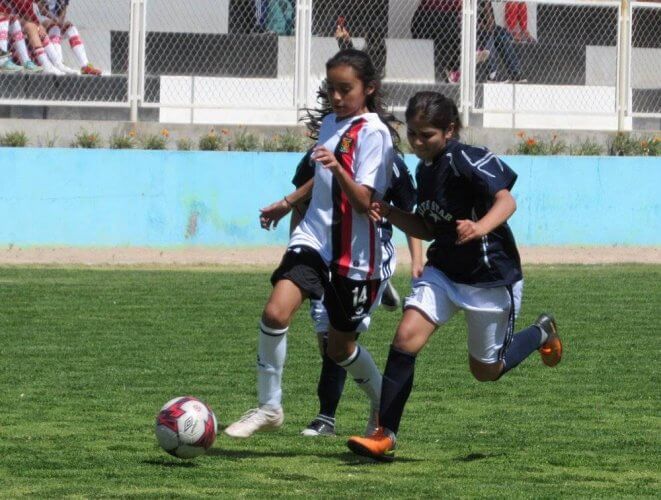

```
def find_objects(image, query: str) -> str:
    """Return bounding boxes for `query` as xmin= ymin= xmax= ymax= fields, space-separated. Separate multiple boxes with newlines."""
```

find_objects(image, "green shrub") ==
xmin=569 ymin=139 xmax=604 ymax=156
xmin=71 ymin=129 xmax=102 ymax=149
xmin=140 ymin=131 xmax=168 ymax=150
xmin=231 ymin=129 xmax=260 ymax=151
xmin=198 ymin=129 xmax=226 ymax=151
xmin=109 ymin=132 xmax=136 ymax=150
xmin=0 ymin=131 xmax=29 ymax=147
xmin=176 ymin=138 xmax=193 ymax=151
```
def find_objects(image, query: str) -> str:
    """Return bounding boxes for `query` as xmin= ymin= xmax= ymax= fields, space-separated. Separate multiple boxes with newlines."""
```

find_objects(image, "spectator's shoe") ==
xmin=447 ymin=70 xmax=461 ymax=84
xmin=488 ymin=71 xmax=502 ymax=82
xmin=22 ymin=61 xmax=43 ymax=73
xmin=224 ymin=406 xmax=284 ymax=438
xmin=55 ymin=62 xmax=79 ymax=75
xmin=476 ymin=49 xmax=490 ymax=64
xmin=536 ymin=313 xmax=562 ymax=367
xmin=381 ymin=280 xmax=400 ymax=311
xmin=301 ymin=416 xmax=336 ymax=437
xmin=42 ymin=64 xmax=65 ymax=75
xmin=81 ymin=63 xmax=102 ymax=76
xmin=347 ymin=427 xmax=396 ymax=462
xmin=513 ymin=76 xmax=528 ymax=83
xmin=365 ymin=405 xmax=379 ymax=436
xmin=0 ymin=58 xmax=22 ymax=73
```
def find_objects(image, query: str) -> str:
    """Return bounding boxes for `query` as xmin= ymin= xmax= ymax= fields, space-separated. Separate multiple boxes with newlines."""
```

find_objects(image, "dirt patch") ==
xmin=0 ymin=246 xmax=658 ymax=267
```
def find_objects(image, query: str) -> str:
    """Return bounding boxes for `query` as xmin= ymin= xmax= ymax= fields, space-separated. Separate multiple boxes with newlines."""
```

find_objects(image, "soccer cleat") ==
xmin=365 ymin=405 xmax=379 ymax=436
xmin=536 ymin=313 xmax=562 ymax=367
xmin=224 ymin=405 xmax=284 ymax=438
xmin=81 ymin=63 xmax=102 ymax=76
xmin=301 ymin=416 xmax=336 ymax=437
xmin=22 ymin=61 xmax=43 ymax=73
xmin=0 ymin=58 xmax=22 ymax=73
xmin=347 ymin=427 xmax=396 ymax=462
xmin=380 ymin=280 xmax=400 ymax=311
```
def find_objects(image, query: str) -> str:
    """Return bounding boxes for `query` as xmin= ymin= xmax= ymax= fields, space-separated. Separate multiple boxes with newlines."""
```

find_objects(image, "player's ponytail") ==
xmin=405 ymin=91 xmax=463 ymax=139
xmin=303 ymin=49 xmax=401 ymax=152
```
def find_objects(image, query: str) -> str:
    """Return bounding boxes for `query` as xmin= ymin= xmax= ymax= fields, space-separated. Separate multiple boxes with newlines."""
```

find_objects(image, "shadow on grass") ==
xmin=142 ymin=458 xmax=198 ymax=468
xmin=340 ymin=452 xmax=423 ymax=465
xmin=453 ymin=452 xmax=505 ymax=462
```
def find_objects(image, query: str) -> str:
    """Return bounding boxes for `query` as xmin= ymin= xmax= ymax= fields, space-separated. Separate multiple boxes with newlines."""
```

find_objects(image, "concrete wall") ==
xmin=0 ymin=148 xmax=658 ymax=247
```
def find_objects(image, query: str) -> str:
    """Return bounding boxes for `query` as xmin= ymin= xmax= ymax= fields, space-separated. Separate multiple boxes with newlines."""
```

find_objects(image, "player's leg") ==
xmin=0 ymin=8 xmax=20 ymax=72
xmin=8 ymin=17 xmax=39 ymax=71
xmin=301 ymin=300 xmax=347 ymax=437
xmin=64 ymin=22 xmax=101 ymax=75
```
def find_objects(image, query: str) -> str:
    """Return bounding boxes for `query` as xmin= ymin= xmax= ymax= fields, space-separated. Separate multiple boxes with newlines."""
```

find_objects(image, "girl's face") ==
xmin=326 ymin=64 xmax=374 ymax=119
xmin=406 ymin=113 xmax=454 ymax=162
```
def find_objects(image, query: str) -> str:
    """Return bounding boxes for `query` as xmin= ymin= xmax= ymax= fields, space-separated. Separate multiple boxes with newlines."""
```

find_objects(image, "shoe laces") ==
xmin=236 ymin=408 xmax=261 ymax=423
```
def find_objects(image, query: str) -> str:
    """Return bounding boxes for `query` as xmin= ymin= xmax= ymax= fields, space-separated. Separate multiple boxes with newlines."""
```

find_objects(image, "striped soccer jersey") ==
xmin=289 ymin=112 xmax=394 ymax=281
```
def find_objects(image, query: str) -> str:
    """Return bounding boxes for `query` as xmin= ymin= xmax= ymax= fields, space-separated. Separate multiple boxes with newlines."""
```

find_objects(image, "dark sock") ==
xmin=317 ymin=339 xmax=347 ymax=419
xmin=379 ymin=345 xmax=416 ymax=435
xmin=502 ymin=325 xmax=543 ymax=375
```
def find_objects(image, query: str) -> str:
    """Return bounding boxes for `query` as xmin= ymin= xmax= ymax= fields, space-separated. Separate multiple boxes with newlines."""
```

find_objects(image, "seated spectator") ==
xmin=35 ymin=0 xmax=102 ymax=75
xmin=0 ymin=3 xmax=21 ymax=72
xmin=479 ymin=0 xmax=525 ymax=82
xmin=411 ymin=0 xmax=462 ymax=83
xmin=3 ymin=0 xmax=58 ymax=73
xmin=505 ymin=1 xmax=534 ymax=43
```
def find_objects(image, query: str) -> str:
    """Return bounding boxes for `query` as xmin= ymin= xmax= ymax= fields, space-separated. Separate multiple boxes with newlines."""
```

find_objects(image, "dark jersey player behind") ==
xmin=347 ymin=91 xmax=563 ymax=462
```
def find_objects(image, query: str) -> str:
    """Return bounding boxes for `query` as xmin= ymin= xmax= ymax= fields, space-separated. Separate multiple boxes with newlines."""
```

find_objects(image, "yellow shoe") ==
xmin=536 ymin=313 xmax=562 ymax=367
xmin=347 ymin=427 xmax=396 ymax=462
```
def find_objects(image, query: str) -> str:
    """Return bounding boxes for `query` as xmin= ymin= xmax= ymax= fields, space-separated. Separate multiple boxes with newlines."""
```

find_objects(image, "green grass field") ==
xmin=0 ymin=265 xmax=659 ymax=497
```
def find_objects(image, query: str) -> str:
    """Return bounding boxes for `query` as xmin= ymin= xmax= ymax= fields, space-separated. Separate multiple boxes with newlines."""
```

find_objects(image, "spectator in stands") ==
xmin=478 ymin=0 xmax=525 ymax=82
xmin=411 ymin=0 xmax=462 ymax=83
xmin=0 ymin=2 xmax=21 ymax=72
xmin=35 ymin=1 xmax=102 ymax=75
xmin=312 ymin=0 xmax=388 ymax=76
xmin=265 ymin=0 xmax=295 ymax=36
xmin=505 ymin=1 xmax=534 ymax=43
xmin=2 ymin=0 xmax=61 ymax=73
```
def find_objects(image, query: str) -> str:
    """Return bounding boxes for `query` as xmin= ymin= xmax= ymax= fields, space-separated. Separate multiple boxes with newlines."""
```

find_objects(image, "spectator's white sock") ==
xmin=48 ymin=25 xmax=63 ymax=62
xmin=257 ymin=321 xmax=287 ymax=409
xmin=34 ymin=46 xmax=55 ymax=70
xmin=0 ymin=16 xmax=9 ymax=53
xmin=65 ymin=26 xmax=88 ymax=67
xmin=338 ymin=345 xmax=382 ymax=410
xmin=41 ymin=35 xmax=60 ymax=66
xmin=9 ymin=20 xmax=30 ymax=65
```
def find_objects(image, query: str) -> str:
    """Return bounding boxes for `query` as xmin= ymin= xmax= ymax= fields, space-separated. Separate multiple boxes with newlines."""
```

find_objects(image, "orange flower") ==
xmin=128 ymin=129 xmax=136 ymax=138
xmin=641 ymin=140 xmax=648 ymax=148
xmin=526 ymin=138 xmax=537 ymax=146
xmin=161 ymin=128 xmax=170 ymax=138
xmin=516 ymin=131 xmax=525 ymax=139
xmin=221 ymin=128 xmax=230 ymax=136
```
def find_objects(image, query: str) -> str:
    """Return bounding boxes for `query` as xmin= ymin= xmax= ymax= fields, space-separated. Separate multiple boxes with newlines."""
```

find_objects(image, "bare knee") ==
xmin=392 ymin=322 xmax=421 ymax=352
xmin=469 ymin=357 xmax=503 ymax=382
xmin=261 ymin=301 xmax=291 ymax=330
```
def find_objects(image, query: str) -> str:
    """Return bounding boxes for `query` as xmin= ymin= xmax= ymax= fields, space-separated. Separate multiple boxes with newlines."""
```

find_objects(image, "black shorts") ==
xmin=323 ymin=272 xmax=382 ymax=333
xmin=271 ymin=246 xmax=329 ymax=300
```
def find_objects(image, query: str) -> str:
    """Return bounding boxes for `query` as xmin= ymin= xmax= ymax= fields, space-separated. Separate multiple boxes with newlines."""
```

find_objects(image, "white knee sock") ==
xmin=257 ymin=321 xmax=287 ymax=409
xmin=65 ymin=25 xmax=88 ymax=67
xmin=9 ymin=20 xmax=30 ymax=65
xmin=338 ymin=345 xmax=382 ymax=409
xmin=0 ymin=16 xmax=9 ymax=53
xmin=48 ymin=25 xmax=63 ymax=62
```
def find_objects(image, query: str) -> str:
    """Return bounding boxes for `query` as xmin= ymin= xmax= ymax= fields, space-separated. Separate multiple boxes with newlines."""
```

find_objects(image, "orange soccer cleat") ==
xmin=347 ymin=427 xmax=396 ymax=462
xmin=81 ymin=63 xmax=102 ymax=76
xmin=536 ymin=313 xmax=562 ymax=367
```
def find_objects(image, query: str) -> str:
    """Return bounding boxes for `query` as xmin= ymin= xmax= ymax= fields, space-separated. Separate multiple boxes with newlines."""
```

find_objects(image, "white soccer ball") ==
xmin=155 ymin=396 xmax=218 ymax=459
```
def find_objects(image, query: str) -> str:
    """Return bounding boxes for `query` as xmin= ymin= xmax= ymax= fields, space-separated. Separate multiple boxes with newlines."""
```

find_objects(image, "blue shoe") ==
xmin=22 ymin=61 xmax=43 ymax=73
xmin=0 ymin=58 xmax=22 ymax=73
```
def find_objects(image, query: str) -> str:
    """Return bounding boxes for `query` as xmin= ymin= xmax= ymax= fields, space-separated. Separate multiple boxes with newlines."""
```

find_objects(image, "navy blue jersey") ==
xmin=292 ymin=149 xmax=416 ymax=211
xmin=415 ymin=140 xmax=522 ymax=287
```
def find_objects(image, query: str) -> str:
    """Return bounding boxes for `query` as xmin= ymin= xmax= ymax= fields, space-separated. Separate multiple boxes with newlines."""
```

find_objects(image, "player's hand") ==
xmin=312 ymin=146 xmax=341 ymax=174
xmin=368 ymin=200 xmax=391 ymax=223
xmin=411 ymin=261 xmax=424 ymax=278
xmin=455 ymin=219 xmax=487 ymax=245
xmin=334 ymin=25 xmax=351 ymax=43
xmin=259 ymin=199 xmax=290 ymax=231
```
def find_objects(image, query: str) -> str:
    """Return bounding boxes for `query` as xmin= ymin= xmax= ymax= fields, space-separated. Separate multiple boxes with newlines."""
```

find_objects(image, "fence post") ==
xmin=460 ymin=0 xmax=475 ymax=127
xmin=128 ymin=0 xmax=146 ymax=123
xmin=294 ymin=0 xmax=312 ymax=120
xmin=616 ymin=0 xmax=632 ymax=131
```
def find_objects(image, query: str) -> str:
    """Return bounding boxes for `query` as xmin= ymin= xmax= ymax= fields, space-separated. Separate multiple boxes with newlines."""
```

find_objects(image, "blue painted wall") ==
xmin=0 ymin=148 xmax=658 ymax=246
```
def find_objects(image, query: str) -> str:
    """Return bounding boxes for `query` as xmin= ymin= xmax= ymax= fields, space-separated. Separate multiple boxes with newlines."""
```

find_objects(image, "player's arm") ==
xmin=312 ymin=146 xmax=373 ymax=213
xmin=259 ymin=178 xmax=313 ymax=231
xmin=456 ymin=189 xmax=516 ymax=245
xmin=406 ymin=235 xmax=424 ymax=277
xmin=370 ymin=202 xmax=434 ymax=241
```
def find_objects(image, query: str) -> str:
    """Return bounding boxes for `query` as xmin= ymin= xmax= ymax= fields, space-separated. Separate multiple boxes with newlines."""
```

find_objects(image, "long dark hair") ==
xmin=405 ymin=91 xmax=462 ymax=138
xmin=303 ymin=49 xmax=400 ymax=152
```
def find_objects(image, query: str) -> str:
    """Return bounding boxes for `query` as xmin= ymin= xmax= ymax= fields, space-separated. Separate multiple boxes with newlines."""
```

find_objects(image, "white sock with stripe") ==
xmin=65 ymin=25 xmax=88 ymax=67
xmin=0 ymin=16 xmax=9 ymax=53
xmin=338 ymin=345 xmax=382 ymax=410
xmin=257 ymin=321 xmax=287 ymax=410
xmin=9 ymin=20 xmax=30 ymax=65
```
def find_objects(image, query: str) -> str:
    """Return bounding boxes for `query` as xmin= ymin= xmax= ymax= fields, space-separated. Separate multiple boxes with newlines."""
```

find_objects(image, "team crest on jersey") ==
xmin=339 ymin=136 xmax=353 ymax=153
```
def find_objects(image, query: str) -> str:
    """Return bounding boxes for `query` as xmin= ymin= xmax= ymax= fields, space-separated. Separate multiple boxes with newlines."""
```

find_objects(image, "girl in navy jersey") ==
xmin=225 ymin=49 xmax=399 ymax=439
xmin=347 ymin=91 xmax=563 ymax=461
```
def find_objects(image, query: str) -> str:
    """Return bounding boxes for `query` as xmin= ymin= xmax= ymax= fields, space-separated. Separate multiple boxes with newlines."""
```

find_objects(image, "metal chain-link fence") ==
xmin=0 ymin=0 xmax=131 ymax=106
xmin=630 ymin=1 xmax=661 ymax=117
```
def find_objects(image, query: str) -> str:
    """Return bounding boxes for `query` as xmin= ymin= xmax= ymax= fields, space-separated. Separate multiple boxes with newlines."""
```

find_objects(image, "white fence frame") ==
xmin=628 ymin=0 xmax=661 ymax=119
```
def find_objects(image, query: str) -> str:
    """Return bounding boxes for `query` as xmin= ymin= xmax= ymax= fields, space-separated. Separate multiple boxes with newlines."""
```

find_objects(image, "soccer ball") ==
xmin=155 ymin=396 xmax=218 ymax=459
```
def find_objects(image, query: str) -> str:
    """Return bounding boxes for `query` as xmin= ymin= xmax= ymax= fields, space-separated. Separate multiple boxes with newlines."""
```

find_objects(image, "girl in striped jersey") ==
xmin=225 ymin=49 xmax=400 ymax=439
xmin=347 ymin=91 xmax=562 ymax=461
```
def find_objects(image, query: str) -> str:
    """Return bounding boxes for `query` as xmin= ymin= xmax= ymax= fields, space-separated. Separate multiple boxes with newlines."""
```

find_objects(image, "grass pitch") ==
xmin=0 ymin=265 xmax=659 ymax=497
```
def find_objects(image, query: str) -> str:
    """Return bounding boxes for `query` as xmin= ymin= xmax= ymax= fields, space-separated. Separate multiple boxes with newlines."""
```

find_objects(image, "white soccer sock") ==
xmin=48 ymin=25 xmax=63 ymax=62
xmin=338 ymin=345 xmax=382 ymax=410
xmin=9 ymin=20 xmax=30 ymax=65
xmin=34 ymin=46 xmax=54 ymax=70
xmin=41 ymin=35 xmax=60 ymax=65
xmin=65 ymin=25 xmax=88 ymax=67
xmin=257 ymin=321 xmax=288 ymax=409
xmin=0 ymin=16 xmax=9 ymax=53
